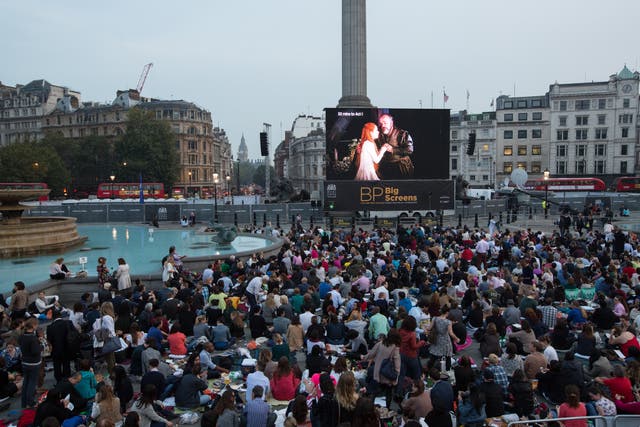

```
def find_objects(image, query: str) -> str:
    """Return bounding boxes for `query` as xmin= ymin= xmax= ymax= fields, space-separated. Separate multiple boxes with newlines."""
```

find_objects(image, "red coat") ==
xmin=399 ymin=328 xmax=425 ymax=358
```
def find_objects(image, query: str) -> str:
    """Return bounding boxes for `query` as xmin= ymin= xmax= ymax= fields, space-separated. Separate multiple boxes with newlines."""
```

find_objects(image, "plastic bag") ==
xmin=179 ymin=412 xmax=199 ymax=425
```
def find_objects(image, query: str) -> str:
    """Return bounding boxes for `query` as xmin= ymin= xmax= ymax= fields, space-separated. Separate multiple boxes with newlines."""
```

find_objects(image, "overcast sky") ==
xmin=2 ymin=0 xmax=639 ymax=158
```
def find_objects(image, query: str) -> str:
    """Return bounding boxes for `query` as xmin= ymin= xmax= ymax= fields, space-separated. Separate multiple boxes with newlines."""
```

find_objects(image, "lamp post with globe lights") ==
xmin=544 ymin=169 xmax=550 ymax=218
xmin=213 ymin=173 xmax=219 ymax=222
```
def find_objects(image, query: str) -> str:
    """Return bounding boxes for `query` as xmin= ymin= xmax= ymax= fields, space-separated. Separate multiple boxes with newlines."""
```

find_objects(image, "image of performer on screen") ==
xmin=377 ymin=113 xmax=414 ymax=179
xmin=354 ymin=123 xmax=392 ymax=181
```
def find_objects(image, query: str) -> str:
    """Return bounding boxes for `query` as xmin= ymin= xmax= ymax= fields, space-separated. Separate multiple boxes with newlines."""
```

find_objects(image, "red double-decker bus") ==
xmin=523 ymin=177 xmax=606 ymax=192
xmin=0 ymin=182 xmax=49 ymax=201
xmin=614 ymin=176 xmax=640 ymax=192
xmin=96 ymin=182 xmax=165 ymax=199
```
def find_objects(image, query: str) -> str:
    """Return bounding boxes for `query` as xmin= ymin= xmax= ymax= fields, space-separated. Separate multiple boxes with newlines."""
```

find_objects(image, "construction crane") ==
xmin=136 ymin=63 xmax=153 ymax=93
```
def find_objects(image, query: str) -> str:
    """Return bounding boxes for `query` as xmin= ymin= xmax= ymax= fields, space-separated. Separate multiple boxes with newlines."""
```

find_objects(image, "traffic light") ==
xmin=260 ymin=132 xmax=268 ymax=156
xmin=328 ymin=201 xmax=335 ymax=210
xmin=467 ymin=132 xmax=476 ymax=156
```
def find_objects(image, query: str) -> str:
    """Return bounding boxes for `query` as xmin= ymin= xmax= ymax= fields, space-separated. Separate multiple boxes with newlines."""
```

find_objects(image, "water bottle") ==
xmin=440 ymin=356 xmax=446 ymax=372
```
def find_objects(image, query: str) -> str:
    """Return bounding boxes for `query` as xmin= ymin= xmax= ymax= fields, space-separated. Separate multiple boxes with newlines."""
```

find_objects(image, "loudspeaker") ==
xmin=260 ymin=132 xmax=268 ymax=156
xmin=467 ymin=133 xmax=476 ymax=156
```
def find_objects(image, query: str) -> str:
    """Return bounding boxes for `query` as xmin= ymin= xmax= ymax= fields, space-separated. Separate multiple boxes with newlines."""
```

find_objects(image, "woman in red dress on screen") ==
xmin=354 ymin=123 xmax=391 ymax=181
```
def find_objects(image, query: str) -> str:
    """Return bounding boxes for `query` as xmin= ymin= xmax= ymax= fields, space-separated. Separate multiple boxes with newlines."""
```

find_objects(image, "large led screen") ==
xmin=325 ymin=108 xmax=450 ymax=181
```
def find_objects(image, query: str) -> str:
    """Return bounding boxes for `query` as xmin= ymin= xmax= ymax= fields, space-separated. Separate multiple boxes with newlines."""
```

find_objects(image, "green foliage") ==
xmin=0 ymin=139 xmax=70 ymax=197
xmin=237 ymin=161 xmax=257 ymax=186
xmin=252 ymin=164 xmax=276 ymax=189
xmin=114 ymin=108 xmax=180 ymax=190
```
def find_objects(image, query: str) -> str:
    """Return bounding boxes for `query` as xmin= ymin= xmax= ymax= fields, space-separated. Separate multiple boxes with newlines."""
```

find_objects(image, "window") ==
xmin=575 ymin=144 xmax=586 ymax=157
xmin=451 ymin=159 xmax=458 ymax=170
xmin=531 ymin=99 xmax=542 ymax=108
xmin=518 ymin=130 xmax=527 ymax=139
xmin=557 ymin=130 xmax=569 ymax=140
xmin=504 ymin=101 xmax=513 ymax=108
xmin=482 ymin=175 xmax=489 ymax=181
xmin=451 ymin=131 xmax=458 ymax=139
xmin=575 ymin=160 xmax=586 ymax=174
xmin=532 ymin=112 xmax=542 ymax=121
xmin=575 ymin=99 xmax=590 ymax=110
xmin=622 ymin=127 xmax=629 ymax=138
xmin=594 ymin=160 xmax=606 ymax=174
xmin=595 ymin=128 xmax=608 ymax=139
xmin=557 ymin=145 xmax=567 ymax=157
xmin=518 ymin=113 xmax=528 ymax=121
xmin=598 ymin=114 xmax=606 ymax=125
xmin=451 ymin=144 xmax=458 ymax=152
xmin=556 ymin=161 xmax=567 ymax=174
xmin=576 ymin=115 xmax=589 ymax=125
xmin=503 ymin=146 xmax=513 ymax=156
xmin=532 ymin=145 xmax=542 ymax=155
xmin=622 ymin=145 xmax=629 ymax=155
xmin=504 ymin=130 xmax=513 ymax=139
xmin=559 ymin=100 xmax=567 ymax=111
xmin=621 ymin=161 xmax=628 ymax=174
xmin=532 ymin=129 xmax=542 ymax=138
xmin=595 ymin=144 xmax=606 ymax=156
xmin=503 ymin=163 xmax=513 ymax=173
xmin=469 ymin=175 xmax=476 ymax=181
xmin=575 ymin=129 xmax=588 ymax=140
xmin=559 ymin=116 xmax=567 ymax=126
xmin=623 ymin=99 xmax=630 ymax=108
xmin=598 ymin=99 xmax=606 ymax=109
xmin=517 ymin=162 xmax=527 ymax=170
xmin=517 ymin=100 xmax=527 ymax=108
xmin=504 ymin=113 xmax=513 ymax=122
xmin=619 ymin=114 xmax=633 ymax=124
xmin=531 ymin=162 xmax=541 ymax=173
xmin=517 ymin=145 xmax=527 ymax=155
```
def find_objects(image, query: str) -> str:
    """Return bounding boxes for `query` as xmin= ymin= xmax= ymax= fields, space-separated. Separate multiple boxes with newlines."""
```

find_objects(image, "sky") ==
xmin=2 ymin=0 xmax=640 ymax=159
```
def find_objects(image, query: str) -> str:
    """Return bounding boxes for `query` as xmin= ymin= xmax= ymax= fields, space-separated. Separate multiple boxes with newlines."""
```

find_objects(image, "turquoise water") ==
xmin=1 ymin=225 xmax=270 ymax=291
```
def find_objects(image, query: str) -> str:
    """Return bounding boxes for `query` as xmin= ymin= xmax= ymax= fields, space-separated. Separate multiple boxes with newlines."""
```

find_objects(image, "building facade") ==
xmin=237 ymin=134 xmax=249 ymax=162
xmin=286 ymin=115 xmax=325 ymax=197
xmin=495 ymin=94 xmax=550 ymax=186
xmin=449 ymin=111 xmax=497 ymax=188
xmin=0 ymin=79 xmax=80 ymax=146
xmin=41 ymin=89 xmax=232 ymax=197
xmin=548 ymin=66 xmax=639 ymax=181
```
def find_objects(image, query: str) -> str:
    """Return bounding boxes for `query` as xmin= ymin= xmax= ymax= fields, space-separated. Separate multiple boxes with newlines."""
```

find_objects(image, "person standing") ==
xmin=116 ymin=258 xmax=132 ymax=293
xmin=9 ymin=281 xmax=28 ymax=320
xmin=19 ymin=318 xmax=42 ymax=408
xmin=354 ymin=123 xmax=390 ymax=181
xmin=46 ymin=311 xmax=73 ymax=383
xmin=93 ymin=302 xmax=117 ymax=372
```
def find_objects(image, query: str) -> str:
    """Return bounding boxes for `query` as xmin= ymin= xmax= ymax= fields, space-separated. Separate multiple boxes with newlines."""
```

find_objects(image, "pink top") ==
xmin=558 ymin=403 xmax=587 ymax=427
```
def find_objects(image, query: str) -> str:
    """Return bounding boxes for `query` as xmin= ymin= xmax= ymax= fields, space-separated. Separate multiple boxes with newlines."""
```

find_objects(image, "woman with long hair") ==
xmin=93 ymin=302 xmax=117 ymax=371
xmin=286 ymin=316 xmax=304 ymax=353
xmin=457 ymin=385 xmax=487 ymax=427
xmin=97 ymin=257 xmax=110 ymax=287
xmin=131 ymin=384 xmax=173 ymax=427
xmin=270 ymin=356 xmax=300 ymax=401
xmin=365 ymin=329 xmax=401 ymax=408
xmin=500 ymin=342 xmax=524 ymax=378
xmin=208 ymin=389 xmax=239 ymax=427
xmin=507 ymin=369 xmax=534 ymax=417
xmin=351 ymin=397 xmax=383 ymax=427
xmin=398 ymin=314 xmax=426 ymax=395
xmin=113 ymin=364 xmax=134 ymax=413
xmin=354 ymin=123 xmax=390 ymax=181
xmin=284 ymin=394 xmax=311 ymax=427
xmin=479 ymin=322 xmax=502 ymax=357
xmin=91 ymin=384 xmax=123 ymax=426
xmin=428 ymin=305 xmax=460 ymax=371
xmin=335 ymin=371 xmax=359 ymax=423
xmin=558 ymin=384 xmax=587 ymax=427
xmin=115 ymin=258 xmax=132 ymax=292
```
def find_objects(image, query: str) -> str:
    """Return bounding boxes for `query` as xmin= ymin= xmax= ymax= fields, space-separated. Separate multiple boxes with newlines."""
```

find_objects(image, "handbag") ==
xmin=100 ymin=336 xmax=121 ymax=355
xmin=94 ymin=319 xmax=110 ymax=343
xmin=379 ymin=346 xmax=399 ymax=381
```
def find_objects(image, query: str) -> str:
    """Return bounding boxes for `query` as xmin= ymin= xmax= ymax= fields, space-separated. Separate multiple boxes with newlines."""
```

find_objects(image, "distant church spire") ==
xmin=237 ymin=133 xmax=249 ymax=162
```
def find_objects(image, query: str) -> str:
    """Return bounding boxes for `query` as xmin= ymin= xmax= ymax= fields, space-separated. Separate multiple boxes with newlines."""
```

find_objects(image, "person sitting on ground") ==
xmin=33 ymin=390 xmax=74 ymax=427
xmin=49 ymin=258 xmax=71 ymax=280
xmin=270 ymin=356 xmax=300 ymax=401
xmin=199 ymin=342 xmax=230 ymax=378
xmin=243 ymin=385 xmax=276 ymax=427
xmin=140 ymin=359 xmax=166 ymax=400
xmin=74 ymin=359 xmax=98 ymax=400
xmin=479 ymin=323 xmax=502 ymax=358
xmin=166 ymin=323 xmax=187 ymax=356
xmin=91 ymin=384 xmax=123 ymax=426
xmin=0 ymin=358 xmax=20 ymax=401
xmin=131 ymin=384 xmax=173 ymax=427
xmin=174 ymin=365 xmax=211 ymax=408
xmin=52 ymin=372 xmax=87 ymax=414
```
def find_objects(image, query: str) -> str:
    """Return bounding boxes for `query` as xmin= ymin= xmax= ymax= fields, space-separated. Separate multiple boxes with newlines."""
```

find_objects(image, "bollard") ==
xmin=374 ymin=216 xmax=378 ymax=227
xmin=292 ymin=215 xmax=296 ymax=226
xmin=512 ymin=209 xmax=517 ymax=222
xmin=253 ymin=212 xmax=257 ymax=227
xmin=506 ymin=211 xmax=511 ymax=224
xmin=458 ymin=214 xmax=462 ymax=228
xmin=263 ymin=213 xmax=267 ymax=227
xmin=439 ymin=213 xmax=444 ymax=228
xmin=330 ymin=215 xmax=334 ymax=230
xmin=499 ymin=212 xmax=503 ymax=224
xmin=310 ymin=216 xmax=314 ymax=228
xmin=234 ymin=212 xmax=238 ymax=227
xmin=529 ymin=206 xmax=533 ymax=220
xmin=351 ymin=216 xmax=355 ymax=227
xmin=474 ymin=213 xmax=479 ymax=228
xmin=276 ymin=214 xmax=280 ymax=228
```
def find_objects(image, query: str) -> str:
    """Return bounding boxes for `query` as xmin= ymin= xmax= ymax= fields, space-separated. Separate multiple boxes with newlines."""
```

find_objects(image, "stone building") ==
xmin=286 ymin=114 xmax=325 ymax=197
xmin=0 ymin=79 xmax=80 ymax=146
xmin=41 ymin=89 xmax=232 ymax=197
xmin=495 ymin=94 xmax=551 ymax=185
xmin=449 ymin=110 xmax=497 ymax=188
xmin=237 ymin=134 xmax=249 ymax=162
xmin=548 ymin=66 xmax=639 ymax=181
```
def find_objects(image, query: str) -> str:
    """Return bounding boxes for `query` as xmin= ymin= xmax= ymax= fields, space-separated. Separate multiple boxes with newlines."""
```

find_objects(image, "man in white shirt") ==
xmin=300 ymin=306 xmax=315 ymax=334
xmin=373 ymin=283 xmax=390 ymax=301
xmin=201 ymin=264 xmax=214 ymax=285
xmin=246 ymin=361 xmax=270 ymax=401
xmin=329 ymin=285 xmax=344 ymax=310
xmin=246 ymin=274 xmax=266 ymax=308
xmin=475 ymin=237 xmax=490 ymax=268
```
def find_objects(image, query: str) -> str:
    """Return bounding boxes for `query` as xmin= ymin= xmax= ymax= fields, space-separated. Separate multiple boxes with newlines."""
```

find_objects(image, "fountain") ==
xmin=0 ymin=188 xmax=87 ymax=258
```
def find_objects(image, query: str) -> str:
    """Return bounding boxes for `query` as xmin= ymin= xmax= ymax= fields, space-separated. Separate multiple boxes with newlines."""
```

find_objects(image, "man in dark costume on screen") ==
xmin=376 ymin=113 xmax=415 ymax=179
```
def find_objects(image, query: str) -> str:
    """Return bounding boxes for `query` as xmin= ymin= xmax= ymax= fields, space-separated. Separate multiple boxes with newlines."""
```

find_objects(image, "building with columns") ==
xmin=548 ymin=66 xmax=639 ymax=181
xmin=286 ymin=114 xmax=325 ymax=197
xmin=449 ymin=110 xmax=497 ymax=188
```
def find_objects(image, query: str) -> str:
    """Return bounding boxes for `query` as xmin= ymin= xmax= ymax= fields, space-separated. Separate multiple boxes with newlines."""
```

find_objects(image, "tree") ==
xmin=237 ymin=161 xmax=257 ymax=186
xmin=114 ymin=108 xmax=180 ymax=190
xmin=0 ymin=139 xmax=70 ymax=197
xmin=252 ymin=164 xmax=276 ymax=189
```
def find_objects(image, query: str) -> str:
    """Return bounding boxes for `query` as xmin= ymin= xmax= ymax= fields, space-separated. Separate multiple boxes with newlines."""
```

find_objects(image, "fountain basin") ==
xmin=0 ymin=216 xmax=88 ymax=258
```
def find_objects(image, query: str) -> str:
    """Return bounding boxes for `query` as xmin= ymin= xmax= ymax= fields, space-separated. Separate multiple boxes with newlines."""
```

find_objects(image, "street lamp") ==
xmin=187 ymin=171 xmax=192 ymax=198
xmin=213 ymin=172 xmax=219 ymax=222
xmin=109 ymin=174 xmax=116 ymax=199
xmin=543 ymin=168 xmax=550 ymax=219
xmin=226 ymin=174 xmax=231 ymax=205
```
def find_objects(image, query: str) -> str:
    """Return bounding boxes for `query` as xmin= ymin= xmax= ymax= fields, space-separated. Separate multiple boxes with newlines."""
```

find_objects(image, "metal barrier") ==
xmin=506 ymin=414 xmax=640 ymax=427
